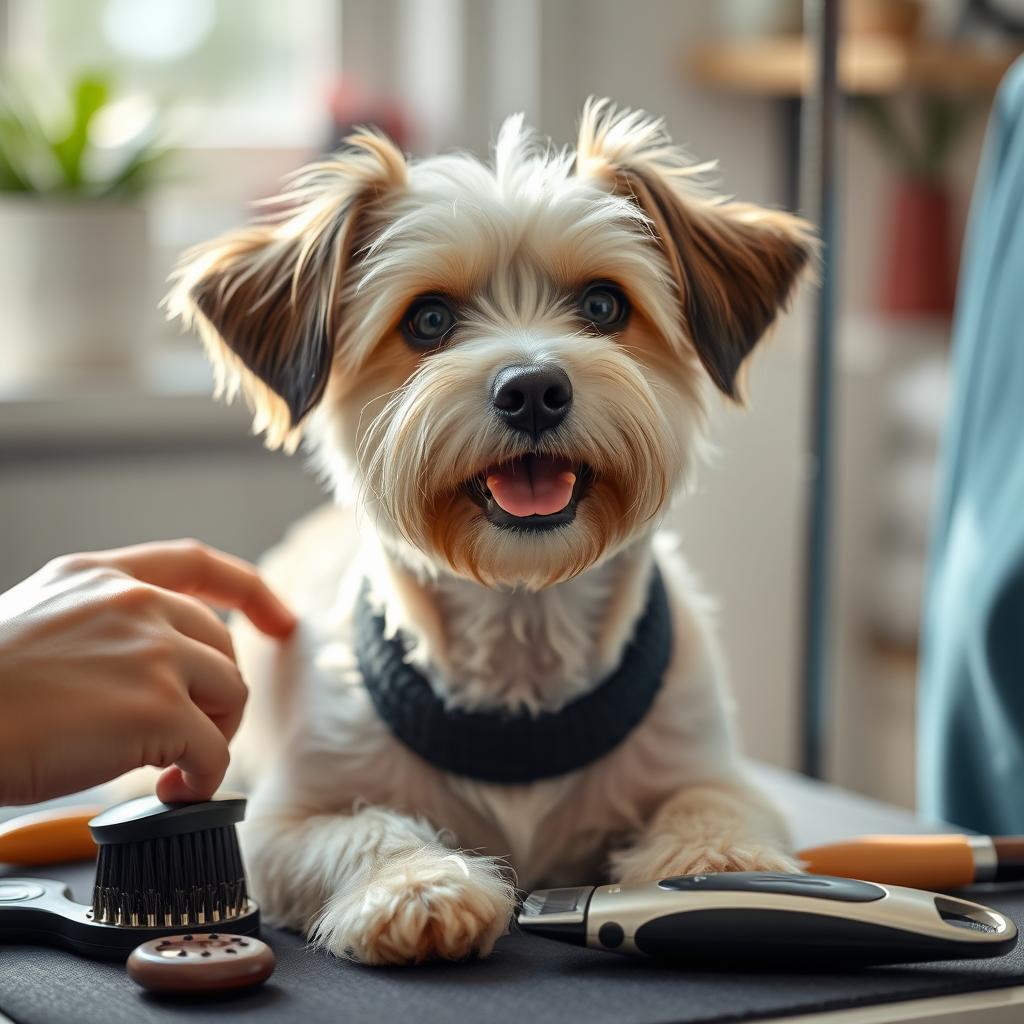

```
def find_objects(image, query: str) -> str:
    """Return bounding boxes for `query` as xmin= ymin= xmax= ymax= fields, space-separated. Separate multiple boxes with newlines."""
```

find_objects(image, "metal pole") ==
xmin=799 ymin=0 xmax=841 ymax=779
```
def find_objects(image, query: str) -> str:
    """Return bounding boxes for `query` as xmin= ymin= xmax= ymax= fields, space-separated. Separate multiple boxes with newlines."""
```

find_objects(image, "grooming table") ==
xmin=3 ymin=767 xmax=1024 ymax=1024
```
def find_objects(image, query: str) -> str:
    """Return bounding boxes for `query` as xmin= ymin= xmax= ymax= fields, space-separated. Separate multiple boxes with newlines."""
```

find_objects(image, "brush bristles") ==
xmin=91 ymin=826 xmax=248 ymax=928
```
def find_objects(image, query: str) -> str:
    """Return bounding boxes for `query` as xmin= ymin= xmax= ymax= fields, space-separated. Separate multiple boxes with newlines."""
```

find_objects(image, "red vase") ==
xmin=879 ymin=177 xmax=957 ymax=319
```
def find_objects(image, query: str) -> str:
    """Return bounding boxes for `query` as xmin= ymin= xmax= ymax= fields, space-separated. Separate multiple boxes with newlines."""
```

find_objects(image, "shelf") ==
xmin=687 ymin=35 xmax=1021 ymax=97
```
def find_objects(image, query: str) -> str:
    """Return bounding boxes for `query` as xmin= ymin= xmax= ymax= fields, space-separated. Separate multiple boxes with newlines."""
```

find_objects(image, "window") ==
xmin=5 ymin=0 xmax=339 ymax=148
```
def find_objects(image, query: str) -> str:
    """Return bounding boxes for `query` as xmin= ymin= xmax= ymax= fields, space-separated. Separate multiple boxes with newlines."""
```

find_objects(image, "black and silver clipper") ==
xmin=519 ymin=872 xmax=1018 ymax=966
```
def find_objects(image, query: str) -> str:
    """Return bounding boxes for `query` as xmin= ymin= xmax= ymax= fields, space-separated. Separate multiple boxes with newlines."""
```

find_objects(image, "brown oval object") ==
xmin=127 ymin=933 xmax=275 ymax=993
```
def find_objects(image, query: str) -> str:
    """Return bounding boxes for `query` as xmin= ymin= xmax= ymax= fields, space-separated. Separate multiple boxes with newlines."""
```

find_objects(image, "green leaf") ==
xmin=0 ymin=113 xmax=30 ymax=189
xmin=0 ymin=80 xmax=63 ymax=191
xmin=919 ymin=95 xmax=973 ymax=179
xmin=98 ymin=143 xmax=173 ymax=199
xmin=851 ymin=96 xmax=923 ymax=176
xmin=0 ymin=72 xmax=172 ymax=197
xmin=0 ymin=138 xmax=31 ymax=191
xmin=50 ymin=75 xmax=110 ymax=189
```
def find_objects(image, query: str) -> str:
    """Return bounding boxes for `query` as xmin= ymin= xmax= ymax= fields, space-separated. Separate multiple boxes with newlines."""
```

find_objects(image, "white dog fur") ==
xmin=167 ymin=100 xmax=815 ymax=965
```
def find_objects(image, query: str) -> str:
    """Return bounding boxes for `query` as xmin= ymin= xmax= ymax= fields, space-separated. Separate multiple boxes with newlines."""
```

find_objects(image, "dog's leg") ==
xmin=610 ymin=779 xmax=798 ymax=883
xmin=242 ymin=806 xmax=515 ymax=965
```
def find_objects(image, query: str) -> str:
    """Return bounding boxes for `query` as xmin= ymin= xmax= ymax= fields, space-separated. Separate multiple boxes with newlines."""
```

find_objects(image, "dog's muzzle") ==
xmin=461 ymin=364 xmax=590 ymax=532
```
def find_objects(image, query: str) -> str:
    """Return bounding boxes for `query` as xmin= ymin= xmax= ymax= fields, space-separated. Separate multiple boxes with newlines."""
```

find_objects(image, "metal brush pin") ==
xmin=0 ymin=793 xmax=259 ymax=959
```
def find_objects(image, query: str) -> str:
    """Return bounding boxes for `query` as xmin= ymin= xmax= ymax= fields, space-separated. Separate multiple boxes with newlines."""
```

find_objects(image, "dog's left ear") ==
xmin=576 ymin=99 xmax=816 ymax=399
xmin=166 ymin=131 xmax=406 ymax=450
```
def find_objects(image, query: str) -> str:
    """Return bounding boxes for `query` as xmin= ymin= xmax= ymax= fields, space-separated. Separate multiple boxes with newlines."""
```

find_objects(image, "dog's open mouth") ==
xmin=465 ymin=454 xmax=593 ymax=531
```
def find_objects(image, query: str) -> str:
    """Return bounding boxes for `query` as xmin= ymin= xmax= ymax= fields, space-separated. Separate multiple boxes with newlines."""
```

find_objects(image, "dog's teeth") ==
xmin=558 ymin=472 xmax=577 ymax=486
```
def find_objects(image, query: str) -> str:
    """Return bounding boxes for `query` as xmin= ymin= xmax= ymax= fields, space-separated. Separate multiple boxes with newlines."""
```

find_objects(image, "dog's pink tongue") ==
xmin=487 ymin=456 xmax=576 ymax=517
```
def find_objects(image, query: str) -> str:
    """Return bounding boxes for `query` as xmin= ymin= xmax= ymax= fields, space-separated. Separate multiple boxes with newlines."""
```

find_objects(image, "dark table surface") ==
xmin=3 ymin=767 xmax=1023 ymax=1024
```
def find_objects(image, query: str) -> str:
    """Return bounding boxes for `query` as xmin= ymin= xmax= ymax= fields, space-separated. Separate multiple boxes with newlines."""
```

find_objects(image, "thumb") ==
xmin=156 ymin=765 xmax=213 ymax=804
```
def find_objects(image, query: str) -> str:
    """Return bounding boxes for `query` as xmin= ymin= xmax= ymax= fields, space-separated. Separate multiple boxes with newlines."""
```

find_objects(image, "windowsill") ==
xmin=0 ymin=344 xmax=257 ymax=454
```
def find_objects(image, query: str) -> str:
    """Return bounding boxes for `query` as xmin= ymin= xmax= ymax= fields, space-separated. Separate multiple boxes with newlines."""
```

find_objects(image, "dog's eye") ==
xmin=403 ymin=296 xmax=457 ymax=348
xmin=579 ymin=282 xmax=629 ymax=332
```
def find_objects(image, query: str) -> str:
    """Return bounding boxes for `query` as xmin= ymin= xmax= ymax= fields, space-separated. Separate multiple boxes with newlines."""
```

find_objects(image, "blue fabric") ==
xmin=919 ymin=57 xmax=1024 ymax=833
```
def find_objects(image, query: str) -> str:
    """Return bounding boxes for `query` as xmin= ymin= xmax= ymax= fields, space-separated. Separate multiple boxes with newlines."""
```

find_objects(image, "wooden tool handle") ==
xmin=0 ymin=805 xmax=103 ymax=865
xmin=797 ymin=835 xmax=976 ymax=889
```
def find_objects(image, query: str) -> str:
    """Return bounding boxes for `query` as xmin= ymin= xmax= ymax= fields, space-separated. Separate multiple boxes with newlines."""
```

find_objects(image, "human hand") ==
xmin=0 ymin=539 xmax=296 ymax=806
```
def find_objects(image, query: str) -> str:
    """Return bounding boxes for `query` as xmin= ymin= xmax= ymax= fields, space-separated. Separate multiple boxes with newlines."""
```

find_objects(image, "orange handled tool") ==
xmin=798 ymin=834 xmax=1024 ymax=889
xmin=0 ymin=805 xmax=103 ymax=865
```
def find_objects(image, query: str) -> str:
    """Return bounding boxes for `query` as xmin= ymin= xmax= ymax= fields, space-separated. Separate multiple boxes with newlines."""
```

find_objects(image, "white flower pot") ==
xmin=0 ymin=198 xmax=150 ymax=383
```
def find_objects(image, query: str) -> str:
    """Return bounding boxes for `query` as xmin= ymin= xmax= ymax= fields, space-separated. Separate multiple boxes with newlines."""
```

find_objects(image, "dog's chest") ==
xmin=444 ymin=737 xmax=684 ymax=888
xmin=426 ymin=567 xmax=618 ymax=713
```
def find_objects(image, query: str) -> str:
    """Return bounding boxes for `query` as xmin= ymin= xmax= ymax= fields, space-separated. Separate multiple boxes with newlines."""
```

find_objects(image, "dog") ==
xmin=166 ymin=99 xmax=815 ymax=966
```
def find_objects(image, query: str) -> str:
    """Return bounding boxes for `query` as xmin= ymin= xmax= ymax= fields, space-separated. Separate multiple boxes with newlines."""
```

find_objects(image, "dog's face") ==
xmin=169 ymin=102 xmax=813 ymax=590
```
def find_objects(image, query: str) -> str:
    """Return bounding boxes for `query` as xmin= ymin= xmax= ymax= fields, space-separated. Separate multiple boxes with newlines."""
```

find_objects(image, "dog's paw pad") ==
xmin=312 ymin=853 xmax=513 ymax=966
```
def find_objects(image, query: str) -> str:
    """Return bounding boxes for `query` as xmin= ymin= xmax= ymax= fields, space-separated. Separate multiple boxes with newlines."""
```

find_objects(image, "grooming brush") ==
xmin=519 ymin=872 xmax=1018 ymax=966
xmin=0 ymin=793 xmax=259 ymax=959
xmin=0 ymin=805 xmax=102 ymax=865
xmin=799 ymin=834 xmax=1024 ymax=890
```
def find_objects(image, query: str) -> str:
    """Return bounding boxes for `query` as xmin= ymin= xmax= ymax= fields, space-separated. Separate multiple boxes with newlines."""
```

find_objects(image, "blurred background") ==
xmin=1 ymin=0 xmax=1022 ymax=808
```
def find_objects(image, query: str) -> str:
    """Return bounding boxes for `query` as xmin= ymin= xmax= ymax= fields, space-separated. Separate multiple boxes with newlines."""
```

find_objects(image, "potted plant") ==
xmin=854 ymin=93 xmax=974 ymax=320
xmin=0 ymin=73 xmax=171 ymax=383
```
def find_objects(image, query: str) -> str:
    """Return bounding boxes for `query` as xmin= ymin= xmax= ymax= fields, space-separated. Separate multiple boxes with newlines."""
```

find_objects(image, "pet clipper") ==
xmin=0 ymin=793 xmax=259 ymax=960
xmin=519 ymin=872 xmax=1018 ymax=966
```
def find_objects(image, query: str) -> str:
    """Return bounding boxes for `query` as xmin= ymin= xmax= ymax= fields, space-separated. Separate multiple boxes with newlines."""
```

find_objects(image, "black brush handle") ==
xmin=89 ymin=793 xmax=246 ymax=844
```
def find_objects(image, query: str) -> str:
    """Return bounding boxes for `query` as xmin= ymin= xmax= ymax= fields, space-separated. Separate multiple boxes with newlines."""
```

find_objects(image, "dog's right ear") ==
xmin=166 ymin=131 xmax=406 ymax=451
xmin=576 ymin=99 xmax=815 ymax=401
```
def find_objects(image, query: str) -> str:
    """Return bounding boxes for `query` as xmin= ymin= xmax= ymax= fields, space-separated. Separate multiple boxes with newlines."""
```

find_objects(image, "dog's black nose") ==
xmin=491 ymin=365 xmax=573 ymax=438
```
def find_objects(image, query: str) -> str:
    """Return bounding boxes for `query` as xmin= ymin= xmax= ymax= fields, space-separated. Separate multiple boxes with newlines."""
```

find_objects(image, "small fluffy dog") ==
xmin=168 ymin=100 xmax=815 ymax=966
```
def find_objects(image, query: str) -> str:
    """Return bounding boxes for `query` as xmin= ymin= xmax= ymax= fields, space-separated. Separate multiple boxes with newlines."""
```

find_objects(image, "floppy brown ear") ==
xmin=577 ymin=99 xmax=816 ymax=399
xmin=166 ymin=131 xmax=406 ymax=450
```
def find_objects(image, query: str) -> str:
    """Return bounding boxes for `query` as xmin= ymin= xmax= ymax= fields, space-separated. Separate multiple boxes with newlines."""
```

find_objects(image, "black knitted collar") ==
xmin=353 ymin=566 xmax=672 ymax=784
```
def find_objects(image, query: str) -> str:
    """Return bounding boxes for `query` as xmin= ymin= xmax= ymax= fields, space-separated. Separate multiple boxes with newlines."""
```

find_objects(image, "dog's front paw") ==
xmin=311 ymin=850 xmax=514 ymax=965
xmin=615 ymin=843 xmax=800 ymax=884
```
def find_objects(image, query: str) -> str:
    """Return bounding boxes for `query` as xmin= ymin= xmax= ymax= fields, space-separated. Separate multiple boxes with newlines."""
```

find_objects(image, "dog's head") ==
xmin=168 ymin=101 xmax=814 ymax=590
